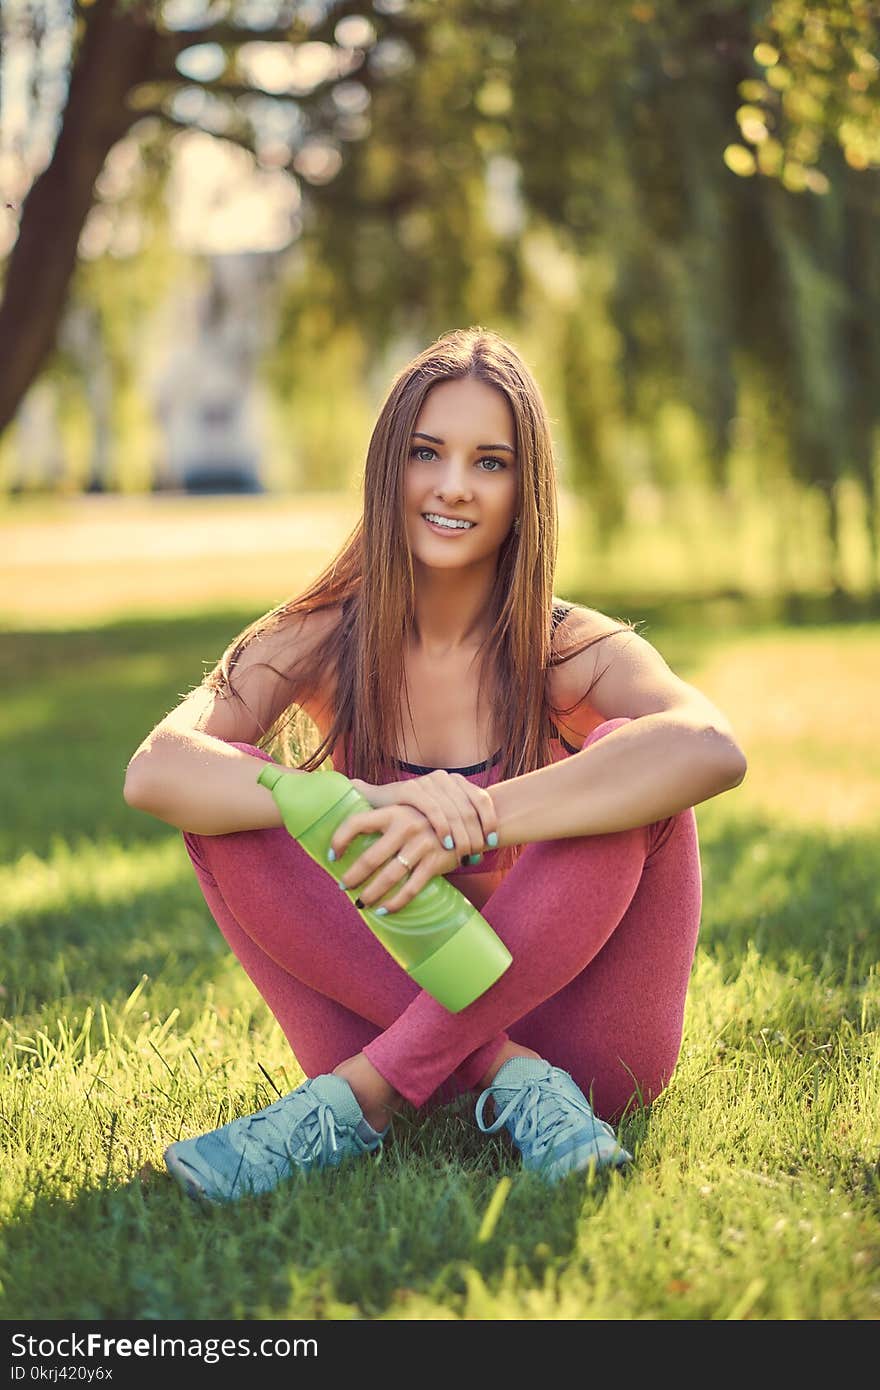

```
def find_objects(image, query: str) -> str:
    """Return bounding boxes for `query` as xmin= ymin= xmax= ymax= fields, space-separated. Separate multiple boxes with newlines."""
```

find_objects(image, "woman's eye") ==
xmin=409 ymin=447 xmax=506 ymax=471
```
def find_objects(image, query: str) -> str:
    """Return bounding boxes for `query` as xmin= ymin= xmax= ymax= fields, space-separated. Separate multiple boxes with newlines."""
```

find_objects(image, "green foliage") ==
xmin=3 ymin=0 xmax=879 ymax=583
xmin=261 ymin=1 xmax=880 ymax=573
xmin=748 ymin=0 xmax=880 ymax=179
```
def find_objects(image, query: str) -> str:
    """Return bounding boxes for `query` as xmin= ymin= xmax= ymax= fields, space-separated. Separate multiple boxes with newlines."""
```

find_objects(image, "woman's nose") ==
xmin=435 ymin=465 xmax=473 ymax=500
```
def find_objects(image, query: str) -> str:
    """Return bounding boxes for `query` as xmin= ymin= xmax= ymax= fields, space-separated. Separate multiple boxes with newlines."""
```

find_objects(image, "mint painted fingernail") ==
xmin=487 ymin=832 xmax=498 ymax=848
xmin=375 ymin=907 xmax=389 ymax=916
xmin=327 ymin=847 xmax=336 ymax=862
xmin=338 ymin=879 xmax=347 ymax=890
xmin=443 ymin=835 xmax=454 ymax=850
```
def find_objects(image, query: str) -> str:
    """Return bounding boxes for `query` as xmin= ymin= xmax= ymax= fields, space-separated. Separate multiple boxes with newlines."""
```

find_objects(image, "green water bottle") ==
xmin=256 ymin=763 xmax=512 ymax=1013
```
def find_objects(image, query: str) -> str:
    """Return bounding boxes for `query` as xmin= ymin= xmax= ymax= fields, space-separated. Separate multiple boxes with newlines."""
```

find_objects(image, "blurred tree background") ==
xmin=1 ymin=0 xmax=878 ymax=611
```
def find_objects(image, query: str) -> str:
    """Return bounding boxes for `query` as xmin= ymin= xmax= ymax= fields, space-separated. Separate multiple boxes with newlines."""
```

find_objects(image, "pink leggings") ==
xmin=182 ymin=719 xmax=702 ymax=1121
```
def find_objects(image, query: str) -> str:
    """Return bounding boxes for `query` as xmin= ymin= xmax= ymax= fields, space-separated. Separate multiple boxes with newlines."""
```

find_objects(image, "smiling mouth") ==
xmin=422 ymin=513 xmax=477 ymax=531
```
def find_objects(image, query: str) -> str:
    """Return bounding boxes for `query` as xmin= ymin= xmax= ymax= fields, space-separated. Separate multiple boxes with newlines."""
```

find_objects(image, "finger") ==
xmin=427 ymin=771 xmax=485 ymax=858
xmin=444 ymin=778 xmax=494 ymax=850
xmin=448 ymin=785 xmax=487 ymax=857
xmin=454 ymin=778 xmax=499 ymax=850
xmin=335 ymin=826 xmax=404 ymax=890
xmin=395 ymin=779 xmax=481 ymax=858
xmin=400 ymin=789 xmax=456 ymax=857
xmin=340 ymin=804 xmax=437 ymax=890
xmin=374 ymin=854 xmax=438 ymax=914
xmin=353 ymin=839 xmax=423 ymax=908
xmin=329 ymin=809 xmax=386 ymax=862
xmin=353 ymin=817 xmax=442 ymax=906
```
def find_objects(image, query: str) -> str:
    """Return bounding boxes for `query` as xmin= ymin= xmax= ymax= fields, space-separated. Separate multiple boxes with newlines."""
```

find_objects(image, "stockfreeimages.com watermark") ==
xmin=11 ymin=1331 xmax=316 ymax=1368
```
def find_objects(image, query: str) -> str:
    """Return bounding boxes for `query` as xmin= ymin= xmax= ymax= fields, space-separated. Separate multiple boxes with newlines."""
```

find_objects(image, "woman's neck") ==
xmin=410 ymin=568 xmax=495 ymax=657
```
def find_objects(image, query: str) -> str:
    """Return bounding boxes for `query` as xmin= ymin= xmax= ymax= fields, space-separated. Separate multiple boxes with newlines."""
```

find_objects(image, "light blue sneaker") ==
xmin=475 ymin=1058 xmax=631 ymax=1182
xmin=164 ymin=1073 xmax=387 ymax=1203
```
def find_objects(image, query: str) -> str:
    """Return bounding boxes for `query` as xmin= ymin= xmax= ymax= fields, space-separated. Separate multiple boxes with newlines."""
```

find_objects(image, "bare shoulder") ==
xmin=215 ymin=603 xmax=342 ymax=696
xmin=547 ymin=603 xmax=631 ymax=728
xmin=550 ymin=600 xmax=736 ymax=733
xmin=268 ymin=603 xmax=342 ymax=661
xmin=154 ymin=603 xmax=344 ymax=745
xmin=556 ymin=603 xmax=628 ymax=643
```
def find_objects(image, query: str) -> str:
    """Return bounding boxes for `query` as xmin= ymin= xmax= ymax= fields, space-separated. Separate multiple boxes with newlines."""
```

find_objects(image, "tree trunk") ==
xmin=841 ymin=164 xmax=880 ymax=598
xmin=0 ymin=0 xmax=156 ymax=434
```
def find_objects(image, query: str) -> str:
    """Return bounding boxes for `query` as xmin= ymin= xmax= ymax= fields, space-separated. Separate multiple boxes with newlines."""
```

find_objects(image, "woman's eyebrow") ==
xmin=412 ymin=431 xmax=516 ymax=454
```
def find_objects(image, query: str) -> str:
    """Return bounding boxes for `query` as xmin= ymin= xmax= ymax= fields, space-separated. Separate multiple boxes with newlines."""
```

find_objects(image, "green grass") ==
xmin=1 ymin=600 xmax=879 ymax=1320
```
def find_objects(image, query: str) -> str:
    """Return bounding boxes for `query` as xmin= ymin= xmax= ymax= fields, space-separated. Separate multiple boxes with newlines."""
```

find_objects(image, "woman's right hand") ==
xmin=349 ymin=772 xmax=498 ymax=864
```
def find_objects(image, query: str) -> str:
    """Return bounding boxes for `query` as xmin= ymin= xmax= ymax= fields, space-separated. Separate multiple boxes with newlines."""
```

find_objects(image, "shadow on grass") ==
xmin=1 ymin=610 xmax=257 ymax=865
xmin=2 ymin=865 xmax=231 ymax=1020
xmin=576 ymin=586 xmax=880 ymax=633
xmin=697 ymin=814 xmax=877 ymax=974
xmin=0 ymin=1106 xmax=631 ymax=1320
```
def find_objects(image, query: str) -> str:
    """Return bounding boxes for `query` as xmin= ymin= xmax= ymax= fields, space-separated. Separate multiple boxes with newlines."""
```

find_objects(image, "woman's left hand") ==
xmin=329 ymin=802 xmax=466 ymax=914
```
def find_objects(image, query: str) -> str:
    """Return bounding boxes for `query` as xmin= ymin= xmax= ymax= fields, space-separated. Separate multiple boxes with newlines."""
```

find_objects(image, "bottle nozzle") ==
xmin=257 ymin=763 xmax=358 ymax=838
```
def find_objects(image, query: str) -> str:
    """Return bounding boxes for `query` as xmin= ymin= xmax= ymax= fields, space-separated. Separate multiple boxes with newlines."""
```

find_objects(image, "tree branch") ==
xmin=158 ymin=0 xmax=407 ymax=57
xmin=141 ymin=108 xmax=258 ymax=156
xmin=161 ymin=24 xmax=298 ymax=53
xmin=192 ymin=60 xmax=369 ymax=109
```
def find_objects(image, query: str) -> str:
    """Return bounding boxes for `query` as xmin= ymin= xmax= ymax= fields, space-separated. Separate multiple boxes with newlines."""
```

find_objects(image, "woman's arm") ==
xmin=488 ymin=624 xmax=747 ymax=848
xmin=123 ymin=719 xmax=290 ymax=835
xmin=123 ymin=609 xmax=336 ymax=835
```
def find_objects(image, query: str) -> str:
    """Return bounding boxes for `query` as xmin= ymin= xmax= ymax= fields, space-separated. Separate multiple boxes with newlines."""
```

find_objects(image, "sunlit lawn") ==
xmin=1 ymin=480 xmax=875 ymax=630
xmin=1 ymin=497 xmax=877 ymax=1320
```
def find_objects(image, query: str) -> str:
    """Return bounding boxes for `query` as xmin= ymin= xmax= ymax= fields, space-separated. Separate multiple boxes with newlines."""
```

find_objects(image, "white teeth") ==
xmin=424 ymin=513 xmax=475 ymax=530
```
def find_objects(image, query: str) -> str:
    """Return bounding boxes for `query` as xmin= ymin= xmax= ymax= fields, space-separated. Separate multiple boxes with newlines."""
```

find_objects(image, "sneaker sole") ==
xmin=164 ymin=1143 xmax=218 ymax=1203
xmin=528 ymin=1140 xmax=632 ymax=1182
xmin=563 ymin=1150 xmax=631 ymax=1180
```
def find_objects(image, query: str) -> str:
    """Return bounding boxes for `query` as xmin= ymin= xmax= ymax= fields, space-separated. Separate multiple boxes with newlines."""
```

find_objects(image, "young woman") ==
xmin=124 ymin=326 xmax=746 ymax=1202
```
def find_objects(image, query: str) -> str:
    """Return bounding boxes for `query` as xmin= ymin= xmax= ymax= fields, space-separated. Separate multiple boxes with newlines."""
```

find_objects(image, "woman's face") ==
xmin=403 ymin=376 xmax=519 ymax=570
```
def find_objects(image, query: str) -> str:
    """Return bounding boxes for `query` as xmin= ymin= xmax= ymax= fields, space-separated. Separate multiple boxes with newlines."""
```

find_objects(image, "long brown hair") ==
xmin=202 ymin=326 xmax=633 ymax=865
